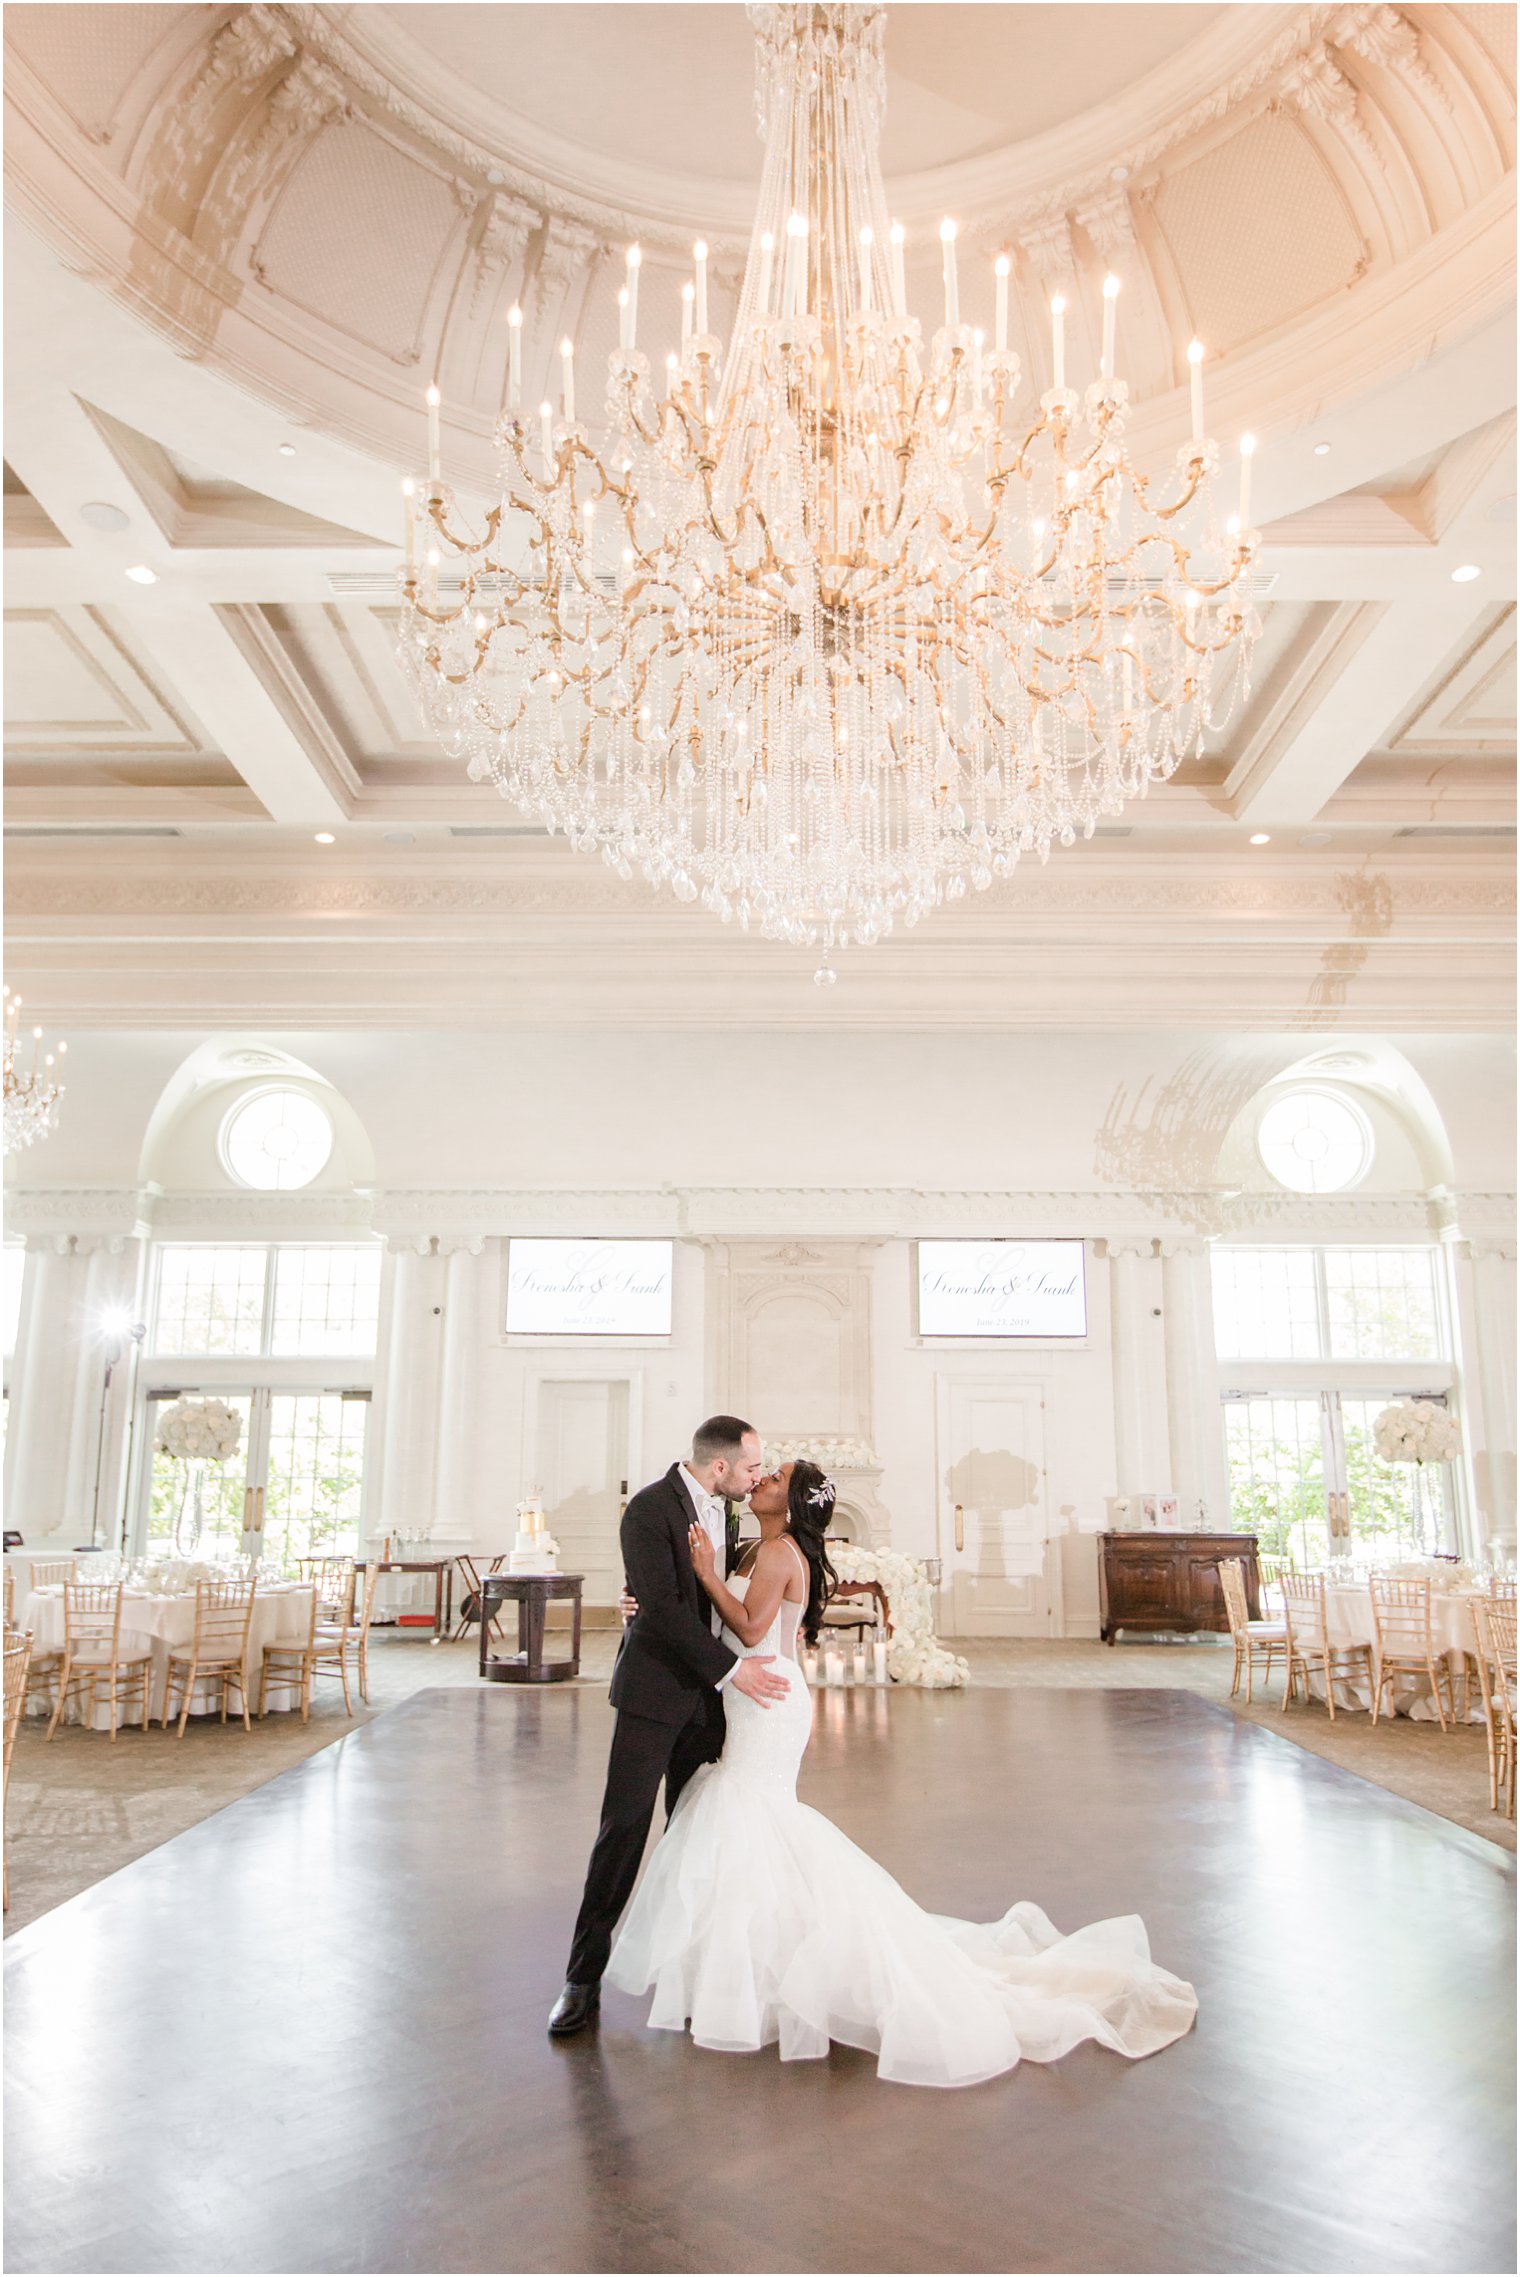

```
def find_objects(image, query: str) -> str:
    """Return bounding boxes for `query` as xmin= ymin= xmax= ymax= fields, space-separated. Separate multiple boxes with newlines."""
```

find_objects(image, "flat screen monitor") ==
xmin=916 ymin=1239 xmax=1087 ymax=1339
xmin=506 ymin=1238 xmax=674 ymax=1337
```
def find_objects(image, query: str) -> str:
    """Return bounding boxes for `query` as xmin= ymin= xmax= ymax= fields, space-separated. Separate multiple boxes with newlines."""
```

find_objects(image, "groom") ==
xmin=548 ymin=1414 xmax=789 ymax=2035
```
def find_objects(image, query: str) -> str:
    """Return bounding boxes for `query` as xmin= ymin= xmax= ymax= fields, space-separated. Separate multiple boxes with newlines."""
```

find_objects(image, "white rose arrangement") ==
xmin=829 ymin=1542 xmax=970 ymax=1689
xmin=155 ymin=1397 xmax=243 ymax=1464
xmin=1372 ymin=1399 xmax=1462 ymax=1466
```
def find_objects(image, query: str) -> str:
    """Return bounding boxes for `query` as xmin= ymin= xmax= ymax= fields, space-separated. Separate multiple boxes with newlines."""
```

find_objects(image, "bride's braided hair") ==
xmin=785 ymin=1460 xmax=839 ymax=1647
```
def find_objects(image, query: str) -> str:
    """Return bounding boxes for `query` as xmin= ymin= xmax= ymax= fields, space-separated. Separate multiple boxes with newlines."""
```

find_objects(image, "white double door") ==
xmin=934 ymin=1375 xmax=1058 ymax=1636
xmin=137 ymin=1383 xmax=370 ymax=1564
xmin=527 ymin=1374 xmax=634 ymax=1603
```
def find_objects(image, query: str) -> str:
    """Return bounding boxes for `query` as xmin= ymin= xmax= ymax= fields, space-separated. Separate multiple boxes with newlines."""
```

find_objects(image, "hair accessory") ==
xmin=806 ymin=1482 xmax=835 ymax=1509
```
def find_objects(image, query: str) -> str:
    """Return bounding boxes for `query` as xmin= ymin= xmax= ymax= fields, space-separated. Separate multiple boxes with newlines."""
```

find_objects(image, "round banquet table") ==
xmin=1274 ymin=1581 xmax=1486 ymax=1721
xmin=17 ymin=1582 xmax=317 ymax=1727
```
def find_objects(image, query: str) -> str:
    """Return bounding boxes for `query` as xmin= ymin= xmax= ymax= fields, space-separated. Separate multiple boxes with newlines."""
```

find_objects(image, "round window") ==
xmin=1256 ymin=1088 xmax=1373 ymax=1195
xmin=220 ymin=1087 xmax=334 ymax=1192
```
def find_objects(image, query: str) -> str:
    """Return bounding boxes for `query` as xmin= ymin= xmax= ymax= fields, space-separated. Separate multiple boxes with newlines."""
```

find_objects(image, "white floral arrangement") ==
xmin=154 ymin=1397 xmax=243 ymax=1463
xmin=1381 ymin=1555 xmax=1478 ymax=1592
xmin=764 ymin=1436 xmax=877 ymax=1468
xmin=829 ymin=1543 xmax=970 ymax=1689
xmin=1372 ymin=1399 xmax=1462 ymax=1466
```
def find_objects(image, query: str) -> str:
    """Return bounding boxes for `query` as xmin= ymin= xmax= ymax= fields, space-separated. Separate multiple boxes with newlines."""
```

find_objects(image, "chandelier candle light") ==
xmin=400 ymin=3 xmax=1262 ymax=950
xmin=2 ymin=986 xmax=66 ymax=1154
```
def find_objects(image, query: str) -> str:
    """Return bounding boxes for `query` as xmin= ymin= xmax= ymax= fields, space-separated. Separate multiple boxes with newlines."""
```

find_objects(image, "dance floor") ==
xmin=6 ymin=1683 xmax=1514 ymax=2276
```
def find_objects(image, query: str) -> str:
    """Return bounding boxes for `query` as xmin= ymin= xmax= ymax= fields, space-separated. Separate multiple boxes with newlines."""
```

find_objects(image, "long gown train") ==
xmin=606 ymin=1565 xmax=1197 ymax=2089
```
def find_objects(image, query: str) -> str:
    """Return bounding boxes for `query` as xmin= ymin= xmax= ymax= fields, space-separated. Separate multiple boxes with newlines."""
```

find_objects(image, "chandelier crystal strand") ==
xmin=2 ymin=986 xmax=66 ymax=1154
xmin=400 ymin=1 xmax=1261 ymax=949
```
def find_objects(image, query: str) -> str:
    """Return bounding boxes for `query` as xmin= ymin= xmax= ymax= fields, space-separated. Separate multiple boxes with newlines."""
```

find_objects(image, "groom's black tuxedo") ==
xmin=566 ymin=1465 xmax=742 ymax=1987
xmin=609 ymin=1464 xmax=740 ymax=1720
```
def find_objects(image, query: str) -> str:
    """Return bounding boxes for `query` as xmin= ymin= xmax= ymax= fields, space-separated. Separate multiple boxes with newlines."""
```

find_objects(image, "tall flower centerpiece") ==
xmin=154 ymin=1397 xmax=244 ymax=1555
xmin=830 ymin=1542 xmax=970 ymax=1688
xmin=400 ymin=3 xmax=1261 ymax=956
xmin=1373 ymin=1398 xmax=1462 ymax=1556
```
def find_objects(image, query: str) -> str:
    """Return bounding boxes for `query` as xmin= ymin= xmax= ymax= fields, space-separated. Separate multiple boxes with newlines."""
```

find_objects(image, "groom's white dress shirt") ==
xmin=680 ymin=1464 xmax=737 ymax=1689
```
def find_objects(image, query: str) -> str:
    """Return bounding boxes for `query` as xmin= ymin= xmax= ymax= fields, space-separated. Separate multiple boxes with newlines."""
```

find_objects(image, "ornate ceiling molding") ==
xmin=8 ymin=1180 xmax=1511 ymax=1248
xmin=3 ymin=2 xmax=1510 ymax=484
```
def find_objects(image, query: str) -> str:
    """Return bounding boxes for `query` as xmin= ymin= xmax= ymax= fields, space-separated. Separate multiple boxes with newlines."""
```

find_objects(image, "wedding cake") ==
xmin=509 ymin=1489 xmax=560 ymax=1575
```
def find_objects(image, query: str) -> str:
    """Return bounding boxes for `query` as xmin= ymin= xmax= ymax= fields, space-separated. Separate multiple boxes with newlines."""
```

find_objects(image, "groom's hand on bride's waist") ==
xmin=730 ymin=1655 xmax=789 ymax=1706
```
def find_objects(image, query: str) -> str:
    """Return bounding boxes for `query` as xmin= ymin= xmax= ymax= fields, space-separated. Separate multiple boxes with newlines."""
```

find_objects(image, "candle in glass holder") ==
xmin=507 ymin=305 xmax=522 ymax=411
xmin=939 ymin=218 xmax=959 ymax=328
xmin=425 ymin=384 xmax=441 ymax=485
xmin=872 ymin=1629 xmax=889 ymax=1685
xmin=756 ymin=230 xmax=775 ymax=318
xmin=853 ymin=1640 xmax=868 ymax=1686
xmin=1100 ymin=273 xmax=1120 ymax=380
xmin=824 ymin=1640 xmax=843 ymax=1688
xmin=622 ymin=244 xmax=640 ymax=352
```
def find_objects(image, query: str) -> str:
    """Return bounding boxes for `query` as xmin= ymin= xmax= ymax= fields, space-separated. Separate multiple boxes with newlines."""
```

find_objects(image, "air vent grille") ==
xmin=5 ymin=826 xmax=183 ymax=839
xmin=447 ymin=824 xmax=550 ymax=838
xmin=1394 ymin=824 xmax=1516 ymax=839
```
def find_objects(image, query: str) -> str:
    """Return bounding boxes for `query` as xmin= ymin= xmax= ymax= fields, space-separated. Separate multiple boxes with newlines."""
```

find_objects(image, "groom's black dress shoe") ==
xmin=548 ymin=1981 xmax=601 ymax=2037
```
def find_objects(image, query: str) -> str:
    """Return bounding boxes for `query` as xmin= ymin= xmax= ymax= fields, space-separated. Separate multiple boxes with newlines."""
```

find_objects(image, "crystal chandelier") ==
xmin=400 ymin=3 xmax=1261 ymax=950
xmin=3 ymin=987 xmax=65 ymax=1154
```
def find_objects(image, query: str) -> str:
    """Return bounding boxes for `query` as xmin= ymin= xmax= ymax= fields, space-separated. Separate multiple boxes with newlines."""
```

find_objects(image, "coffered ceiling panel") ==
xmin=3 ymin=607 xmax=208 ymax=756
xmin=1385 ymin=609 xmax=1517 ymax=756
xmin=4 ymin=2 xmax=197 ymax=144
xmin=259 ymin=602 xmax=437 ymax=771
xmin=1150 ymin=111 xmax=1367 ymax=351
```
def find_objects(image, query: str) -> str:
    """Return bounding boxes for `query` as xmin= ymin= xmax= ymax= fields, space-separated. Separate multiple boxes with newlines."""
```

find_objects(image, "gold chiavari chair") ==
xmin=3 ymin=1630 xmax=32 ymax=1911
xmin=1219 ymin=1557 xmax=1290 ymax=1704
xmin=1469 ymin=1597 xmax=1516 ymax=1818
xmin=1281 ymin=1572 xmax=1373 ymax=1720
xmin=1257 ymin=1553 xmax=1295 ymax=1595
xmin=264 ymin=1558 xmax=362 ymax=1718
xmin=162 ymin=1579 xmax=257 ymax=1736
xmin=27 ymin=1558 xmax=77 ymax=1590
xmin=1368 ymin=1575 xmax=1456 ymax=1731
xmin=46 ymin=1582 xmax=153 ymax=1742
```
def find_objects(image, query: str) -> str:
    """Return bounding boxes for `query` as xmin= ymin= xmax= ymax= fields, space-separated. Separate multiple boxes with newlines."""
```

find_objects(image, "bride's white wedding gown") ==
xmin=606 ymin=1554 xmax=1198 ymax=2089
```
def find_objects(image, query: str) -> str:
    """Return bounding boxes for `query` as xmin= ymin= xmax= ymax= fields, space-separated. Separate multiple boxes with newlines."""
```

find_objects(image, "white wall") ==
xmin=5 ymin=1025 xmax=1514 ymax=1619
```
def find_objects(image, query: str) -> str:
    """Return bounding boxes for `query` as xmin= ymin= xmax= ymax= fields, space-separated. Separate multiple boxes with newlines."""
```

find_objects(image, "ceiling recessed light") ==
xmin=80 ymin=500 xmax=129 ymax=532
xmin=1249 ymin=831 xmax=1272 ymax=846
xmin=123 ymin=564 xmax=157 ymax=584
xmin=1313 ymin=441 xmax=1332 ymax=456
xmin=1451 ymin=563 xmax=1481 ymax=582
xmin=314 ymin=831 xmax=336 ymax=844
xmin=383 ymin=831 xmax=417 ymax=848
xmin=1298 ymin=831 xmax=1331 ymax=849
xmin=277 ymin=442 xmax=297 ymax=457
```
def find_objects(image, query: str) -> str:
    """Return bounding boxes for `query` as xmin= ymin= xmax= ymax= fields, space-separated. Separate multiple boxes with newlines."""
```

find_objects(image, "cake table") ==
xmin=479 ymin=1572 xmax=584 ymax=1685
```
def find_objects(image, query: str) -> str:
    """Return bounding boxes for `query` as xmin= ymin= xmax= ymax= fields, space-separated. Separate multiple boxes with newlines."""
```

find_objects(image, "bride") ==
xmin=606 ymin=1459 xmax=1198 ymax=2090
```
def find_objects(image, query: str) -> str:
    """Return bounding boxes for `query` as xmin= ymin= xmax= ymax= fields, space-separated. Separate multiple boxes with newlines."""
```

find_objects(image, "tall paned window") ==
xmin=1214 ymin=1246 xmax=1457 ymax=1566
xmin=140 ymin=1245 xmax=381 ymax=1564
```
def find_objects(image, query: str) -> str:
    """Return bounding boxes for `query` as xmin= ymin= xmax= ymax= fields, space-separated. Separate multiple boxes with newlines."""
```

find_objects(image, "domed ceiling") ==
xmin=2 ymin=4 xmax=1514 ymax=1033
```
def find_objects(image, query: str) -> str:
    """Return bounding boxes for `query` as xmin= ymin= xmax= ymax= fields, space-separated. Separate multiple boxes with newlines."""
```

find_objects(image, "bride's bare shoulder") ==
xmin=755 ymin=1533 xmax=807 ymax=1594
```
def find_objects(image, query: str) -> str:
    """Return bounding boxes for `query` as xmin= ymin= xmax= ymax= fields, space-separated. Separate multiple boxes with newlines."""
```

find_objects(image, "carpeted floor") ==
xmin=5 ymin=1626 xmax=1510 ymax=1935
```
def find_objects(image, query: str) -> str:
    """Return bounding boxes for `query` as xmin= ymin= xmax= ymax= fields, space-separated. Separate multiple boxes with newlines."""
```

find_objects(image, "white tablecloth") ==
xmin=17 ymin=1583 xmax=317 ymax=1727
xmin=1280 ymin=1583 xmax=1484 ymax=1721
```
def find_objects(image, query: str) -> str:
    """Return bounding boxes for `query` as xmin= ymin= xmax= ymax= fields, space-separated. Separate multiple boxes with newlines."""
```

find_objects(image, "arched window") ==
xmin=219 ymin=1087 xmax=334 ymax=1192
xmin=1255 ymin=1087 xmax=1373 ymax=1195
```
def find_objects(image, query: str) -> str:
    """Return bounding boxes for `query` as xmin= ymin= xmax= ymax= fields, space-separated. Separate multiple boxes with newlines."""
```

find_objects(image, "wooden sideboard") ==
xmin=1098 ymin=1531 xmax=1261 ymax=1644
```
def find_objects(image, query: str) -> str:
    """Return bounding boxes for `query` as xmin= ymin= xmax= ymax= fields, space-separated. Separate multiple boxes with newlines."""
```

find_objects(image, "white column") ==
xmin=1161 ymin=1241 xmax=1229 ymax=1527
xmin=370 ymin=1240 xmax=430 ymax=1543
xmin=431 ymin=1239 xmax=484 ymax=1545
xmin=5 ymin=1239 xmax=85 ymax=1540
xmin=1107 ymin=1240 xmax=1168 ymax=1497
xmin=1456 ymin=1238 xmax=1517 ymax=1554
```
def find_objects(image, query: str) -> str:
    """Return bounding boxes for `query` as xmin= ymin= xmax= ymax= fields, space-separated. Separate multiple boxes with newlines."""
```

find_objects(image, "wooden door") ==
xmin=935 ymin=1376 xmax=1057 ymax=1636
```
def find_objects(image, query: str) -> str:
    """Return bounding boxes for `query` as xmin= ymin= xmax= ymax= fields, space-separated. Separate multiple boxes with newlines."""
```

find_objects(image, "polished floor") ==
xmin=6 ymin=1684 xmax=1514 ymax=2276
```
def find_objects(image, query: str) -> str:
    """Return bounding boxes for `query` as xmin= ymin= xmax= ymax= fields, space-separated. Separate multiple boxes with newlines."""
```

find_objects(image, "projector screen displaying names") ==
xmin=505 ymin=1239 xmax=674 ymax=1336
xmin=917 ymin=1240 xmax=1087 ymax=1339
